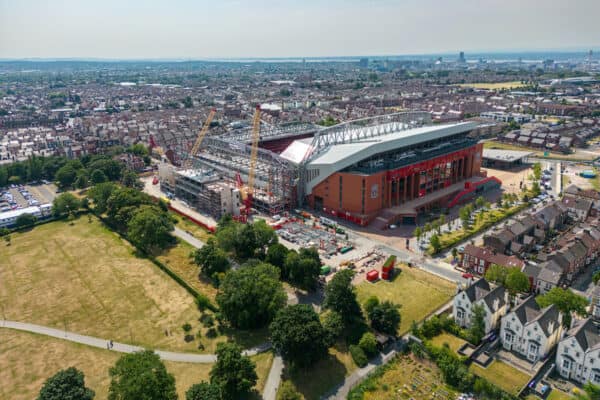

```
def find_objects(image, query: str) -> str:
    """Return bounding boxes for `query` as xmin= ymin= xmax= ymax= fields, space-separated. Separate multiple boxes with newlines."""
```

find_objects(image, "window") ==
xmin=457 ymin=310 xmax=465 ymax=319
xmin=594 ymin=374 xmax=600 ymax=384
xmin=562 ymin=359 xmax=571 ymax=370
xmin=505 ymin=332 xmax=513 ymax=343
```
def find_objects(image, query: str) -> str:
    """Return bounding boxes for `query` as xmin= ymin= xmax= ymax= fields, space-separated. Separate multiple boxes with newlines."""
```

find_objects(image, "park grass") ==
xmin=483 ymin=140 xmax=596 ymax=161
xmin=355 ymin=266 xmax=455 ymax=335
xmin=547 ymin=389 xmax=576 ymax=399
xmin=430 ymin=332 xmax=467 ymax=353
xmin=458 ymin=81 xmax=526 ymax=90
xmin=0 ymin=329 xmax=272 ymax=400
xmin=351 ymin=354 xmax=456 ymax=400
xmin=156 ymin=239 xmax=218 ymax=301
xmin=0 ymin=215 xmax=207 ymax=353
xmin=171 ymin=211 xmax=212 ymax=242
xmin=470 ymin=359 xmax=530 ymax=395
xmin=285 ymin=343 xmax=357 ymax=400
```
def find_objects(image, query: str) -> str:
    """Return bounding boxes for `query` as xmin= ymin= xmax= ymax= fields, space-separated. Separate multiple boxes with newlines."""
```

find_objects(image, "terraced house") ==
xmin=453 ymin=279 xmax=508 ymax=334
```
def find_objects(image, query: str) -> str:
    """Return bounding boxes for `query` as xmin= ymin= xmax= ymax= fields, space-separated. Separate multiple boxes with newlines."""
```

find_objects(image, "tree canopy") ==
xmin=127 ymin=205 xmax=174 ymax=251
xmin=15 ymin=213 xmax=37 ymax=228
xmin=108 ymin=350 xmax=176 ymax=400
xmin=467 ymin=304 xmax=486 ymax=345
xmin=192 ymin=238 xmax=230 ymax=280
xmin=210 ymin=342 xmax=257 ymax=400
xmin=323 ymin=269 xmax=362 ymax=324
xmin=216 ymin=263 xmax=286 ymax=329
xmin=537 ymin=287 xmax=588 ymax=327
xmin=367 ymin=299 xmax=401 ymax=335
xmin=52 ymin=192 xmax=81 ymax=217
xmin=270 ymin=304 xmax=328 ymax=368
xmin=37 ymin=367 xmax=95 ymax=400
xmin=185 ymin=382 xmax=221 ymax=400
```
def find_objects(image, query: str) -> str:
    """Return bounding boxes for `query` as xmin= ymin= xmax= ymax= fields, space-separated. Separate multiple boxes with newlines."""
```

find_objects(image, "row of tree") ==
xmin=87 ymin=183 xmax=174 ymax=251
xmin=37 ymin=343 xmax=259 ymax=400
xmin=0 ymin=145 xmax=148 ymax=189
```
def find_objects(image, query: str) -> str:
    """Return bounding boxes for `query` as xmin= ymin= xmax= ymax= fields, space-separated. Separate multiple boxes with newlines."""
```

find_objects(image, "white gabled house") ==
xmin=556 ymin=318 xmax=600 ymax=385
xmin=453 ymin=279 xmax=508 ymax=334
xmin=500 ymin=296 xmax=563 ymax=362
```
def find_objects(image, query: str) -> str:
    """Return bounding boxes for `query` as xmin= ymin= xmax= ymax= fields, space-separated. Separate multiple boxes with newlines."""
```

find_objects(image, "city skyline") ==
xmin=1 ymin=0 xmax=599 ymax=59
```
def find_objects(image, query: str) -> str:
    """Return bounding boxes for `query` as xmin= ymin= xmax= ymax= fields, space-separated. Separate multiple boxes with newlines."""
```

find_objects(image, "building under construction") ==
xmin=159 ymin=111 xmax=497 ymax=225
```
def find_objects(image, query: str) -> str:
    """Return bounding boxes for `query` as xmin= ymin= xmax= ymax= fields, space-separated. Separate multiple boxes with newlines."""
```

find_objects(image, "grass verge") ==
xmin=470 ymin=359 xmax=530 ymax=396
xmin=355 ymin=266 xmax=455 ymax=335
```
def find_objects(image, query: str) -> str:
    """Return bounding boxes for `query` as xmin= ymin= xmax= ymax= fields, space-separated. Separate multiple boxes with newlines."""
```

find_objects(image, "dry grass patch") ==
xmin=356 ymin=266 xmax=455 ymax=334
xmin=171 ymin=212 xmax=212 ymax=242
xmin=0 ymin=216 xmax=202 ymax=352
xmin=156 ymin=240 xmax=218 ymax=301
xmin=0 ymin=329 xmax=272 ymax=400
xmin=458 ymin=81 xmax=526 ymax=90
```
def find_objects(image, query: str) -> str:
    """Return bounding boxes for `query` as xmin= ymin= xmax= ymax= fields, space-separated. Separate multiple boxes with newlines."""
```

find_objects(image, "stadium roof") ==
xmin=280 ymin=121 xmax=478 ymax=194
xmin=482 ymin=149 xmax=533 ymax=162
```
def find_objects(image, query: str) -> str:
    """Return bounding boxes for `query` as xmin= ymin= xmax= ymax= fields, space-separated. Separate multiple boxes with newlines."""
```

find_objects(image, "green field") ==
xmin=355 ymin=266 xmax=455 ymax=335
xmin=430 ymin=333 xmax=467 ymax=353
xmin=0 ymin=329 xmax=273 ymax=400
xmin=0 ymin=216 xmax=207 ymax=352
xmin=470 ymin=360 xmax=530 ymax=395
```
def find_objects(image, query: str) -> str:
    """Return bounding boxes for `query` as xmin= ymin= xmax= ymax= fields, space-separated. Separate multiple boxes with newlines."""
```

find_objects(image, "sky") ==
xmin=0 ymin=0 xmax=599 ymax=59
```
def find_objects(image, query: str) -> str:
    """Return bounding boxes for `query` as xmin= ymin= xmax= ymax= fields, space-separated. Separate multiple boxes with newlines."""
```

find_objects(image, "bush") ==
xmin=206 ymin=328 xmax=218 ymax=338
xmin=358 ymin=332 xmax=378 ymax=357
xmin=350 ymin=344 xmax=368 ymax=367
xmin=182 ymin=323 xmax=192 ymax=333
xmin=195 ymin=294 xmax=217 ymax=312
xmin=200 ymin=314 xmax=215 ymax=328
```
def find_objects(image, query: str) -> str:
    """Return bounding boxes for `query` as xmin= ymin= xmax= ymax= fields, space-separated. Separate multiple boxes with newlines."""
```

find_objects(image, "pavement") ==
xmin=173 ymin=226 xmax=205 ymax=249
xmin=263 ymin=355 xmax=284 ymax=400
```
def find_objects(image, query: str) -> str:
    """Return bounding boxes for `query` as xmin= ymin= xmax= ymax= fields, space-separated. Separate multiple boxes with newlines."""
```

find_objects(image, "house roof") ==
xmin=537 ymin=260 xmax=564 ymax=285
xmin=512 ymin=296 xmax=542 ymax=325
xmin=463 ymin=244 xmax=525 ymax=268
xmin=462 ymin=278 xmax=491 ymax=303
xmin=566 ymin=318 xmax=600 ymax=352
xmin=533 ymin=304 xmax=561 ymax=337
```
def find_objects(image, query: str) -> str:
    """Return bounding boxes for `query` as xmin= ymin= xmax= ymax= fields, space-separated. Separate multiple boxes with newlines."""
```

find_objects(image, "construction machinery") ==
xmin=182 ymin=109 xmax=216 ymax=170
xmin=238 ymin=106 xmax=261 ymax=218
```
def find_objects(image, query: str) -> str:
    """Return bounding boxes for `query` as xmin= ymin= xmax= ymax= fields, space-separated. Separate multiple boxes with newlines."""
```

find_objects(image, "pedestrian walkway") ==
xmin=0 ymin=320 xmax=269 ymax=363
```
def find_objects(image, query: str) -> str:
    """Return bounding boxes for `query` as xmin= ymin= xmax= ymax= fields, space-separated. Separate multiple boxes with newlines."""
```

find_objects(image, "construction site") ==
xmin=154 ymin=107 xmax=498 ymax=227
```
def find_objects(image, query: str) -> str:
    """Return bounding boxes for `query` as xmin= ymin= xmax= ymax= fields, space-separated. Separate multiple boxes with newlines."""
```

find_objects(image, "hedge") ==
xmin=350 ymin=344 xmax=368 ymax=368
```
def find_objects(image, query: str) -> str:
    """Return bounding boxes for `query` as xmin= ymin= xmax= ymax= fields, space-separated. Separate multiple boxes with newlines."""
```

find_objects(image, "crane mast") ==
xmin=182 ymin=109 xmax=216 ymax=170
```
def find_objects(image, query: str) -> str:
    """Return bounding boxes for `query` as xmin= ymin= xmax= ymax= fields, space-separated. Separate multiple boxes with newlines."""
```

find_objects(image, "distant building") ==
xmin=359 ymin=58 xmax=369 ymax=68
xmin=458 ymin=51 xmax=466 ymax=64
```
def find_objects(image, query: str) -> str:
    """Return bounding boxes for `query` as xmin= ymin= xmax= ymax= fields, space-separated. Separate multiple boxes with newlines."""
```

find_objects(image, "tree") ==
xmin=252 ymin=219 xmax=278 ymax=258
xmin=367 ymin=301 xmax=401 ymax=335
xmin=276 ymin=381 xmax=301 ymax=400
xmin=364 ymin=296 xmax=380 ymax=315
xmin=484 ymin=264 xmax=508 ymax=285
xmin=413 ymin=226 xmax=422 ymax=243
xmin=193 ymin=239 xmax=230 ymax=280
xmin=266 ymin=243 xmax=289 ymax=273
xmin=451 ymin=247 xmax=458 ymax=261
xmin=210 ymin=342 xmax=257 ymax=400
xmin=358 ymin=332 xmax=378 ymax=357
xmin=121 ymin=169 xmax=142 ymax=189
xmin=321 ymin=310 xmax=344 ymax=346
xmin=37 ymin=367 xmax=95 ymax=400
xmin=52 ymin=192 xmax=81 ymax=217
xmin=537 ymin=287 xmax=588 ymax=327
xmin=593 ymin=271 xmax=600 ymax=285
xmin=15 ymin=213 xmax=37 ymax=228
xmin=216 ymin=263 xmax=286 ymax=329
xmin=504 ymin=268 xmax=531 ymax=295
xmin=531 ymin=181 xmax=541 ymax=196
xmin=270 ymin=305 xmax=328 ymax=368
xmin=90 ymin=169 xmax=107 ymax=184
xmin=87 ymin=182 xmax=117 ymax=214
xmin=127 ymin=205 xmax=174 ymax=251
xmin=55 ymin=164 xmax=78 ymax=189
xmin=532 ymin=162 xmax=542 ymax=181
xmin=323 ymin=269 xmax=362 ymax=325
xmin=475 ymin=196 xmax=485 ymax=209
xmin=108 ymin=350 xmax=176 ymax=400
xmin=467 ymin=304 xmax=486 ymax=345
xmin=284 ymin=247 xmax=321 ymax=291
xmin=185 ymin=382 xmax=221 ymax=400
xmin=429 ymin=233 xmax=441 ymax=253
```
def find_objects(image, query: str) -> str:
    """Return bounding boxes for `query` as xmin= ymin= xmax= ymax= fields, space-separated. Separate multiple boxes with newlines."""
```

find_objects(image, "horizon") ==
xmin=1 ymin=0 xmax=599 ymax=59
